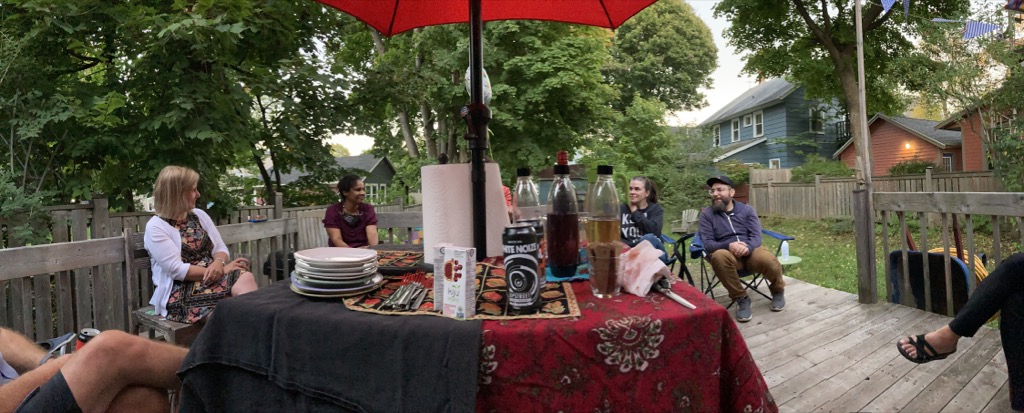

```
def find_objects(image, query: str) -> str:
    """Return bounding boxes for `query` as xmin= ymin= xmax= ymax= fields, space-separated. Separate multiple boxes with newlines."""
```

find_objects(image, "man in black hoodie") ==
xmin=699 ymin=176 xmax=785 ymax=322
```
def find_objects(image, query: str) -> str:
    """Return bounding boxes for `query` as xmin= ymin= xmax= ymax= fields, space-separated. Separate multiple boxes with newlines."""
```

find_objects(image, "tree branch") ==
xmin=864 ymin=3 xmax=895 ymax=32
xmin=793 ymin=0 xmax=841 ymax=60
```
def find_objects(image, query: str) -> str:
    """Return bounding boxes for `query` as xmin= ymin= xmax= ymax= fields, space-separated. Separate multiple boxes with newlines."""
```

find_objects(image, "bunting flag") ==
xmin=931 ymin=18 xmax=962 ymax=23
xmin=963 ymin=21 xmax=1002 ymax=39
xmin=904 ymin=0 xmax=910 ymax=21
xmin=882 ymin=0 xmax=897 ymax=13
xmin=1007 ymin=0 xmax=1023 ymax=11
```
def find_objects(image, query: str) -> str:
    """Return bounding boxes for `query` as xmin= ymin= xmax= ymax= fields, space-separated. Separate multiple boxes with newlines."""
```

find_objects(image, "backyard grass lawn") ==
xmin=757 ymin=216 xmax=878 ymax=299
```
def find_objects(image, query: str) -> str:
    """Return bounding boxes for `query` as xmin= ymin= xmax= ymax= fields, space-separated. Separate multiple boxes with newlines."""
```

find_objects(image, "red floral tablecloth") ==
xmin=477 ymin=280 xmax=777 ymax=413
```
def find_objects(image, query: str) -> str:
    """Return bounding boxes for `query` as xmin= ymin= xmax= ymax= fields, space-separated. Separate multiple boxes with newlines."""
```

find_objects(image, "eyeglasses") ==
xmin=708 ymin=187 xmax=731 ymax=195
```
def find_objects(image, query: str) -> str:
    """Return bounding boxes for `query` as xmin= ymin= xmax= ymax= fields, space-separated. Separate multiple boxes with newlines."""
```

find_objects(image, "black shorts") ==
xmin=15 ymin=371 xmax=81 ymax=413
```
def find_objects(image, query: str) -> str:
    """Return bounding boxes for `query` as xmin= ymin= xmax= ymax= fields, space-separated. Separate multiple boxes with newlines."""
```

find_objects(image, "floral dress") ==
xmin=164 ymin=212 xmax=239 ymax=324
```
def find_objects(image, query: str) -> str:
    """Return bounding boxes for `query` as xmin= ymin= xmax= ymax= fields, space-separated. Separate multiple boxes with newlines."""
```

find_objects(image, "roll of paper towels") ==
xmin=422 ymin=163 xmax=510 ymax=261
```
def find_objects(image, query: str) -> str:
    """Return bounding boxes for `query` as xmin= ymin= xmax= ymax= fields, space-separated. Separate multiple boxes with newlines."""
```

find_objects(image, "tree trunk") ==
xmin=371 ymin=29 xmax=420 ymax=159
xmin=834 ymin=49 xmax=873 ymax=184
xmin=421 ymin=103 xmax=437 ymax=158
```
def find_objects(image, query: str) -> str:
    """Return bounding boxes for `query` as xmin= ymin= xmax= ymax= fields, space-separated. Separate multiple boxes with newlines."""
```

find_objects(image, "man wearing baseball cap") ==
xmin=699 ymin=175 xmax=785 ymax=322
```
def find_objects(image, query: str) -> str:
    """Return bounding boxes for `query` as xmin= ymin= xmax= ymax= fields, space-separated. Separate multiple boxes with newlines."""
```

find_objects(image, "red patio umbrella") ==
xmin=315 ymin=0 xmax=659 ymax=253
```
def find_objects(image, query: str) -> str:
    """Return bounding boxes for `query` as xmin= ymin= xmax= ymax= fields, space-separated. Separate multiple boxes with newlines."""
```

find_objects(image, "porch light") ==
xmin=905 ymin=143 xmax=911 ymax=149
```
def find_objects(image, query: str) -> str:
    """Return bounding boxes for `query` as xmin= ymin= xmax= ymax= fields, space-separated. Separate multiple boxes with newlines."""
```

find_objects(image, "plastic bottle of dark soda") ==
xmin=545 ymin=151 xmax=579 ymax=278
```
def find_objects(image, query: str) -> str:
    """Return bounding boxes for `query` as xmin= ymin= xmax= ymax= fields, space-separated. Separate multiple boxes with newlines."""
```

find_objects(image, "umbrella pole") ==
xmin=467 ymin=0 xmax=490 ymax=253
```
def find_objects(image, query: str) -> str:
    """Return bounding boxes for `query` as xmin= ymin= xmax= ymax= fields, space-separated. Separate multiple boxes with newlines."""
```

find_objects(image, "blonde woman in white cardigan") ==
xmin=144 ymin=166 xmax=257 ymax=323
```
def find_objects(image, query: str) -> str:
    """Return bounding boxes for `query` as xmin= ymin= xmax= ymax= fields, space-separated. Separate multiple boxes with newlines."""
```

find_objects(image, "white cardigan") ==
xmin=144 ymin=209 xmax=229 ymax=316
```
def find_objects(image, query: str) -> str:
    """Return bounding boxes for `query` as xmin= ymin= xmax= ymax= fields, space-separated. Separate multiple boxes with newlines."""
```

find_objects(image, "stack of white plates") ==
xmin=290 ymin=247 xmax=384 ymax=297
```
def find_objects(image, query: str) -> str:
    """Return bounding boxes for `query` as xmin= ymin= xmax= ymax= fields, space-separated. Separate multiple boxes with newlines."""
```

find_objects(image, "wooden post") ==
xmin=91 ymin=194 xmax=110 ymax=239
xmin=765 ymin=181 xmax=772 ymax=217
xmin=273 ymin=192 xmax=284 ymax=219
xmin=814 ymin=174 xmax=822 ymax=219
xmin=853 ymin=189 xmax=878 ymax=304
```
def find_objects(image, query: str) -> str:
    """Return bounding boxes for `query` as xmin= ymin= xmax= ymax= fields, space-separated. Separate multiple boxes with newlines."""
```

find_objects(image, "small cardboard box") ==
xmin=442 ymin=246 xmax=477 ymax=319
xmin=432 ymin=243 xmax=453 ymax=308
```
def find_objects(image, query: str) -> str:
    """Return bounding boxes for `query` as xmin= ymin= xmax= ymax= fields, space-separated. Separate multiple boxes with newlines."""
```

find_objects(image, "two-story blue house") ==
xmin=699 ymin=78 xmax=846 ymax=168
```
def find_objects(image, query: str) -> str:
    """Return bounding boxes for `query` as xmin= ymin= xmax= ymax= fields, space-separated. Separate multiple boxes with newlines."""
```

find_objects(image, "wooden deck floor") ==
xmin=702 ymin=276 xmax=1014 ymax=412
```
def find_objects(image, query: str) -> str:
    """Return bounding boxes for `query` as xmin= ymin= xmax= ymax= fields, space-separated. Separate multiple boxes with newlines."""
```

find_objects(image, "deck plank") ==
xmin=727 ymin=280 xmax=1011 ymax=412
xmin=942 ymin=349 xmax=1009 ymax=413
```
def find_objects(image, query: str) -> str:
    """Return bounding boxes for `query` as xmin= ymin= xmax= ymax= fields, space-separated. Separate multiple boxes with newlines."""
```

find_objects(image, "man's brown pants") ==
xmin=708 ymin=247 xmax=784 ymax=300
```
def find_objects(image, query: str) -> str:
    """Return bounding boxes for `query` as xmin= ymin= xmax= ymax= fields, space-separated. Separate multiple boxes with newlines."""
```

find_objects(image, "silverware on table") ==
xmin=653 ymin=278 xmax=696 ymax=310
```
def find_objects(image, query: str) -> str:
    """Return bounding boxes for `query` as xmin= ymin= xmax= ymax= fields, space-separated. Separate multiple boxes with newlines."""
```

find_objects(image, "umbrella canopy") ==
xmin=314 ymin=0 xmax=658 ymax=36
xmin=315 ymin=0 xmax=658 ymax=253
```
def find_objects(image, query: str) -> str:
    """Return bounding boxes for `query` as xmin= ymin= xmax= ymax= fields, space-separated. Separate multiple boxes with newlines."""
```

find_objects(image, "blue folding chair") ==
xmin=660 ymin=233 xmax=695 ymax=286
xmin=689 ymin=229 xmax=794 ymax=305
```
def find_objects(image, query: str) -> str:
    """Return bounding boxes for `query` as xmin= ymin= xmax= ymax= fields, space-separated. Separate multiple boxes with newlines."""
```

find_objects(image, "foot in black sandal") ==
xmin=897 ymin=334 xmax=955 ymax=364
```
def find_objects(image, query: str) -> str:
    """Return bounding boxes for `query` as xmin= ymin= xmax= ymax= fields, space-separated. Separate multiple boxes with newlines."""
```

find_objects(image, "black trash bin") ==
xmin=263 ymin=251 xmax=295 ymax=282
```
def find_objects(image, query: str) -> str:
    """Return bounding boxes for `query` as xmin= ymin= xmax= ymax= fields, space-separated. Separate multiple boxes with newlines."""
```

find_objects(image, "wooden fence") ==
xmin=0 ymin=209 xmax=425 ymax=341
xmin=868 ymin=192 xmax=1024 ymax=315
xmin=0 ymin=193 xmax=412 ymax=249
xmin=749 ymin=170 xmax=998 ymax=219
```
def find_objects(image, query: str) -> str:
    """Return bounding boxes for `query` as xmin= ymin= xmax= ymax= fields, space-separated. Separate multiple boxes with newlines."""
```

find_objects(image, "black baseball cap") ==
xmin=706 ymin=175 xmax=734 ymax=188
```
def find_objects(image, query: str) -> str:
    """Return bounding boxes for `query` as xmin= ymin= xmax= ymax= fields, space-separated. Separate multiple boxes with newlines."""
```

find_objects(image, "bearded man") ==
xmin=698 ymin=176 xmax=785 ymax=322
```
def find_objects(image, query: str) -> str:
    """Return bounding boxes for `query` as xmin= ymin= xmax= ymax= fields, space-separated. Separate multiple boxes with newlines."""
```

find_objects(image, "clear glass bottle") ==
xmin=584 ymin=165 xmax=622 ymax=297
xmin=513 ymin=167 xmax=546 ymax=273
xmin=546 ymin=151 xmax=579 ymax=278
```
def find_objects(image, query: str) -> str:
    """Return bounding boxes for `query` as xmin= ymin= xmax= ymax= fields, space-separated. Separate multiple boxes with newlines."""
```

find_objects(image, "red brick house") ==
xmin=934 ymin=106 xmax=1018 ymax=172
xmin=833 ymin=114 xmax=962 ymax=175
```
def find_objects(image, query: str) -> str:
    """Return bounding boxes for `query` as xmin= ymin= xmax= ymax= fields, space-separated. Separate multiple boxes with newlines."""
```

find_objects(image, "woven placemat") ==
xmin=345 ymin=258 xmax=581 ymax=320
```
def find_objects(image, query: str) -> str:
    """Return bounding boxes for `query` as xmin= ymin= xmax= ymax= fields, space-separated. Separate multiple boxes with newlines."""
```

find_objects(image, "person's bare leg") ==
xmin=60 ymin=331 xmax=186 ymax=413
xmin=0 ymin=356 xmax=67 ymax=412
xmin=231 ymin=271 xmax=258 ymax=295
xmin=899 ymin=325 xmax=960 ymax=358
xmin=105 ymin=386 xmax=170 ymax=413
xmin=0 ymin=327 xmax=48 ymax=374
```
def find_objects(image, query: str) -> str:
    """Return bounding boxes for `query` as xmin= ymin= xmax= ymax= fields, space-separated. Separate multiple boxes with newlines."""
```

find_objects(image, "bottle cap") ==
xmin=517 ymin=167 xmax=531 ymax=177
xmin=597 ymin=165 xmax=613 ymax=175
xmin=556 ymin=151 xmax=568 ymax=165
xmin=553 ymin=164 xmax=569 ymax=175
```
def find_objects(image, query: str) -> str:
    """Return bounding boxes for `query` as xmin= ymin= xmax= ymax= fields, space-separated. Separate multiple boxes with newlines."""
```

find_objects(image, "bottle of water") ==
xmin=780 ymin=240 xmax=790 ymax=259
xmin=513 ymin=167 xmax=545 ymax=273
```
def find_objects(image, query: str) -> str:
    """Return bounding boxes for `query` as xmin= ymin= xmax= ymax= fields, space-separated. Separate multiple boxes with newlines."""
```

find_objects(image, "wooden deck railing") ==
xmin=872 ymin=191 xmax=1024 ymax=316
xmin=0 ymin=210 xmax=426 ymax=341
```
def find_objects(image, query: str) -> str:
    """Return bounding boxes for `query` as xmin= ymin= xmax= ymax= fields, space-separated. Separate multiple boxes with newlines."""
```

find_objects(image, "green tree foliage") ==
xmin=605 ymin=0 xmax=718 ymax=113
xmin=0 ymin=170 xmax=50 ymax=246
xmin=887 ymin=158 xmax=939 ymax=176
xmin=791 ymin=154 xmax=855 ymax=183
xmin=714 ymin=160 xmax=759 ymax=187
xmin=0 ymin=0 xmax=352 ymax=214
xmin=714 ymin=0 xmax=969 ymax=176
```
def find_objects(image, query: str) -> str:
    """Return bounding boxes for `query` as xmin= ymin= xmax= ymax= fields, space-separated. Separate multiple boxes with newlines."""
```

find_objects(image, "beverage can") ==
xmin=75 ymin=328 xmax=100 ymax=350
xmin=503 ymin=223 xmax=542 ymax=311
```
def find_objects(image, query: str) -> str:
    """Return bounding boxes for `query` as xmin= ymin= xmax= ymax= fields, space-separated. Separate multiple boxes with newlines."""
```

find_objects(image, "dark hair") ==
xmin=338 ymin=175 xmax=362 ymax=198
xmin=631 ymin=176 xmax=658 ymax=204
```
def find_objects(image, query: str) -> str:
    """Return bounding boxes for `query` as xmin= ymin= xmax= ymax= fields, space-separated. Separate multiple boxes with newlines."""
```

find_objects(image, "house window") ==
xmin=942 ymin=153 xmax=954 ymax=172
xmin=366 ymin=183 xmax=378 ymax=203
xmin=712 ymin=125 xmax=720 ymax=147
xmin=754 ymin=111 xmax=764 ymax=137
xmin=769 ymin=158 xmax=781 ymax=169
xmin=731 ymin=119 xmax=740 ymax=142
xmin=743 ymin=114 xmax=752 ymax=127
xmin=809 ymin=108 xmax=824 ymax=134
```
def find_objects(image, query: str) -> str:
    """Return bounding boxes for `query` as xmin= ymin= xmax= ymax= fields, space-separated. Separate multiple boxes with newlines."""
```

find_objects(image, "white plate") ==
xmin=295 ymin=259 xmax=377 ymax=274
xmin=294 ymin=247 xmax=377 ymax=264
xmin=292 ymin=273 xmax=374 ymax=288
xmin=295 ymin=270 xmax=378 ymax=282
xmin=290 ymin=273 xmax=383 ymax=294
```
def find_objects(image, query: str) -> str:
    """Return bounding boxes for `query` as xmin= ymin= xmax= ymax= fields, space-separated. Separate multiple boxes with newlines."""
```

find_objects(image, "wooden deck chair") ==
xmin=297 ymin=209 xmax=329 ymax=250
xmin=123 ymin=228 xmax=202 ymax=346
xmin=670 ymin=209 xmax=699 ymax=234
xmin=689 ymin=229 xmax=794 ymax=306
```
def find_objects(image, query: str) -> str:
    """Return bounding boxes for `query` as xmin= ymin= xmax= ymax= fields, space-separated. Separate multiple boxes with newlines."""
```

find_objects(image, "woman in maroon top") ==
xmin=322 ymin=175 xmax=379 ymax=248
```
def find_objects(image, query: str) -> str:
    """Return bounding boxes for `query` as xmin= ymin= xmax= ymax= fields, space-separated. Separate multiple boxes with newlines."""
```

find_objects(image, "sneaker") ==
xmin=735 ymin=296 xmax=752 ymax=322
xmin=771 ymin=291 xmax=786 ymax=312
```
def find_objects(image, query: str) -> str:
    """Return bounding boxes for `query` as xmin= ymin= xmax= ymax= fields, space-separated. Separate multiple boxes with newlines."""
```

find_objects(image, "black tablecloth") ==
xmin=177 ymin=282 xmax=482 ymax=413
